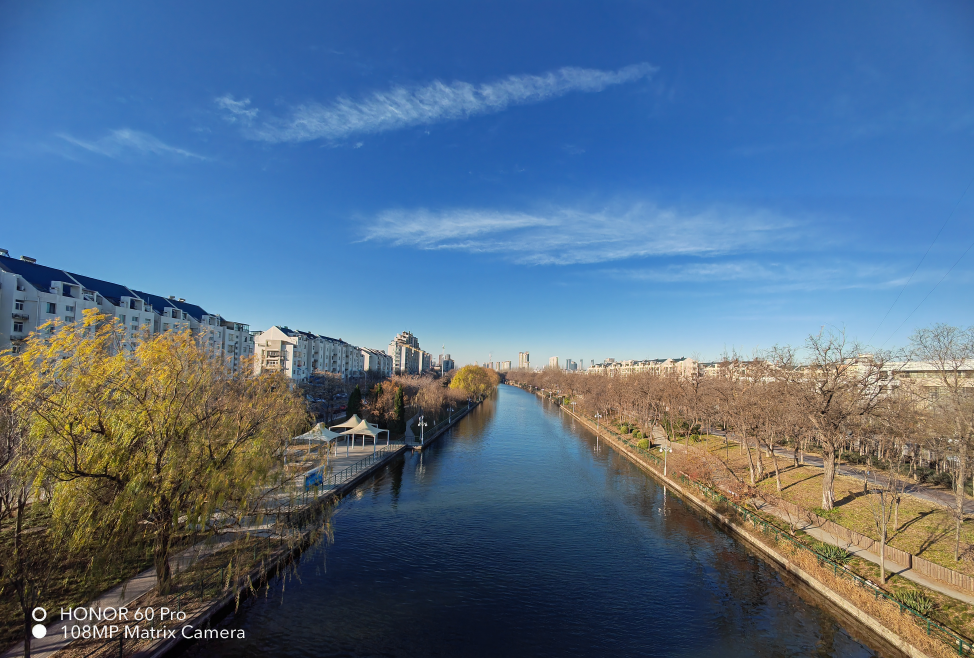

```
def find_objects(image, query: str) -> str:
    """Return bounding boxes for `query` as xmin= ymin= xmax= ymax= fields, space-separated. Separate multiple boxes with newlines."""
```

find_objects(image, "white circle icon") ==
xmin=31 ymin=624 xmax=46 ymax=639
xmin=31 ymin=608 xmax=47 ymax=622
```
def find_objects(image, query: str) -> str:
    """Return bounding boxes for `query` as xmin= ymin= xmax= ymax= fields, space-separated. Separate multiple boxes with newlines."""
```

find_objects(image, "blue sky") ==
xmin=2 ymin=1 xmax=973 ymax=366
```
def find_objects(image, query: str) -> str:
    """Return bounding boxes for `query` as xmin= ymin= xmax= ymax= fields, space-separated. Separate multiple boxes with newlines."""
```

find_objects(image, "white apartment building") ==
xmin=518 ymin=351 xmax=530 ymax=369
xmin=360 ymin=347 xmax=394 ymax=377
xmin=253 ymin=326 xmax=365 ymax=382
xmin=548 ymin=356 xmax=560 ymax=369
xmin=0 ymin=251 xmax=253 ymax=371
xmin=387 ymin=330 xmax=433 ymax=375
xmin=588 ymin=357 xmax=703 ymax=379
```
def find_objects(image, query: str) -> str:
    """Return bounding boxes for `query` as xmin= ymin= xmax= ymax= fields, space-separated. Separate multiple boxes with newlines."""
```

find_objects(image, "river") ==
xmin=184 ymin=384 xmax=896 ymax=657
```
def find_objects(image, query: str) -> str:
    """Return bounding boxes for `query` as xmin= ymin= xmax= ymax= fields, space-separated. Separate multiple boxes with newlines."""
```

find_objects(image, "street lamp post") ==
xmin=418 ymin=415 xmax=428 ymax=445
xmin=660 ymin=445 xmax=672 ymax=477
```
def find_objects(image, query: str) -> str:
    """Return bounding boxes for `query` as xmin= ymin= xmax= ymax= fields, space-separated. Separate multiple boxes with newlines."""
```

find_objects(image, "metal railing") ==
xmin=303 ymin=443 xmax=403 ymax=491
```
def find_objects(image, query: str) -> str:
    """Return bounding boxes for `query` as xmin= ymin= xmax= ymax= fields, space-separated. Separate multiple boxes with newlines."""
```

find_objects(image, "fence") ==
xmin=303 ymin=443 xmax=403 ymax=491
xmin=518 ymin=385 xmax=974 ymax=657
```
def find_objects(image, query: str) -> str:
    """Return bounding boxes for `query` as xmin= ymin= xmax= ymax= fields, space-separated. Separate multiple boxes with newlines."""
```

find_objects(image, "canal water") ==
xmin=187 ymin=384 xmax=894 ymax=658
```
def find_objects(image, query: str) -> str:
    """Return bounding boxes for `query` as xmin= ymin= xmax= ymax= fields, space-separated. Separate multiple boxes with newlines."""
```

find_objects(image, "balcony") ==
xmin=12 ymin=312 xmax=29 ymax=321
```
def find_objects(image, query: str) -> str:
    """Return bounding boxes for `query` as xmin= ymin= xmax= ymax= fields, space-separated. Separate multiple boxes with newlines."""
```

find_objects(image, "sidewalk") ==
xmin=752 ymin=497 xmax=974 ymax=605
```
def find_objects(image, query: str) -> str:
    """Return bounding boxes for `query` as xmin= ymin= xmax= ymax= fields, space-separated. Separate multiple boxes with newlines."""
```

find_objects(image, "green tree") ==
xmin=347 ymin=385 xmax=363 ymax=417
xmin=393 ymin=386 xmax=406 ymax=432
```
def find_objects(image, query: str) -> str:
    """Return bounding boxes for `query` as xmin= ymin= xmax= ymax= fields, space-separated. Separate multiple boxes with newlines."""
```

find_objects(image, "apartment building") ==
xmin=253 ymin=326 xmax=365 ymax=382
xmin=548 ymin=356 xmax=560 ymax=369
xmin=588 ymin=357 xmax=703 ymax=379
xmin=360 ymin=347 xmax=394 ymax=377
xmin=0 ymin=251 xmax=253 ymax=371
xmin=518 ymin=351 xmax=530 ymax=369
xmin=387 ymin=330 xmax=433 ymax=375
xmin=499 ymin=360 xmax=511 ymax=372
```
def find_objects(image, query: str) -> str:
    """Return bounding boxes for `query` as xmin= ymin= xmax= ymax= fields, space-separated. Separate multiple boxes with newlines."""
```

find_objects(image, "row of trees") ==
xmin=508 ymin=325 xmax=973 ymax=563
xmin=0 ymin=311 xmax=308 ymax=654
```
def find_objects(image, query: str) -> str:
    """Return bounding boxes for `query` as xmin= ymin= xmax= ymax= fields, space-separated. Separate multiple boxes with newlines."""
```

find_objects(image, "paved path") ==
xmin=707 ymin=429 xmax=972 ymax=514
xmin=751 ymin=497 xmax=974 ymax=605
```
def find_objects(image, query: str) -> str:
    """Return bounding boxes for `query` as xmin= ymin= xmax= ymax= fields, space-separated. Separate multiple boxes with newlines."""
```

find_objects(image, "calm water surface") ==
xmin=187 ymin=385 xmax=895 ymax=658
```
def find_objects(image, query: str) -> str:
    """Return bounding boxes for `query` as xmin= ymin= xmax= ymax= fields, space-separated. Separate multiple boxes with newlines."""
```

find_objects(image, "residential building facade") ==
xmin=518 ymin=351 xmax=530 ymax=369
xmin=387 ymin=330 xmax=433 ymax=375
xmin=253 ymin=326 xmax=365 ymax=382
xmin=360 ymin=347 xmax=394 ymax=377
xmin=0 ymin=251 xmax=253 ymax=371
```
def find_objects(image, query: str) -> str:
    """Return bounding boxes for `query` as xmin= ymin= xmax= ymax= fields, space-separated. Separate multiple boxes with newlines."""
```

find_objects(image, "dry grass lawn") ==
xmin=687 ymin=434 xmax=974 ymax=577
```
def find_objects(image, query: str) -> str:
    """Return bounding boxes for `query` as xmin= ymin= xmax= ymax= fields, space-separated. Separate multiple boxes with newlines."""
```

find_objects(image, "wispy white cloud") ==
xmin=603 ymin=260 xmax=926 ymax=292
xmin=360 ymin=202 xmax=796 ymax=265
xmin=218 ymin=63 xmax=656 ymax=143
xmin=215 ymin=95 xmax=259 ymax=125
xmin=57 ymin=129 xmax=206 ymax=160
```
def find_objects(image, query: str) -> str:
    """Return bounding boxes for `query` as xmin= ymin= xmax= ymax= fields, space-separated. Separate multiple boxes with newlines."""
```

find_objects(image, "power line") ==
xmin=869 ymin=171 xmax=974 ymax=343
xmin=882 ymin=234 xmax=974 ymax=348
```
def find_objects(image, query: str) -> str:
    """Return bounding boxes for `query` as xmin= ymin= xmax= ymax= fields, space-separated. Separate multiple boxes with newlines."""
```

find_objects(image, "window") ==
xmin=13 ymin=322 xmax=23 ymax=332
xmin=14 ymin=301 xmax=23 ymax=311
xmin=120 ymin=314 xmax=126 ymax=323
xmin=65 ymin=316 xmax=75 ymax=322
xmin=163 ymin=323 xmax=170 ymax=331
xmin=66 ymin=305 xmax=75 ymax=312
xmin=46 ymin=302 xmax=56 ymax=314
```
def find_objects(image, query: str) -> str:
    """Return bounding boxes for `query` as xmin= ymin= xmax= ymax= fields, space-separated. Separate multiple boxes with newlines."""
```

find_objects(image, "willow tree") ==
xmin=1 ymin=311 xmax=306 ymax=592
xmin=449 ymin=365 xmax=499 ymax=400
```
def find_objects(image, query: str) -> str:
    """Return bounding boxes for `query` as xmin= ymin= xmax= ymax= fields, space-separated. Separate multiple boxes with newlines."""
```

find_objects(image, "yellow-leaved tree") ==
xmin=449 ymin=365 xmax=499 ymax=401
xmin=0 ymin=310 xmax=307 ymax=593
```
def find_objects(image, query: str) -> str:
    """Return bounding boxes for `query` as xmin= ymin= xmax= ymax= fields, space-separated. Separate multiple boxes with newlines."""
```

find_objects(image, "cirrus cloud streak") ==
xmin=361 ymin=202 xmax=798 ymax=266
xmin=217 ymin=63 xmax=656 ymax=143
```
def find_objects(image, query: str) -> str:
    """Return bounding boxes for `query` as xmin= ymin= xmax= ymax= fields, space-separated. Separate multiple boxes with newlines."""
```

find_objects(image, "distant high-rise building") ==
xmin=590 ymin=359 xmax=594 ymax=369
xmin=518 ymin=351 xmax=530 ymax=369
xmin=500 ymin=360 xmax=512 ymax=371
xmin=388 ymin=330 xmax=432 ymax=374
xmin=565 ymin=359 xmax=577 ymax=371
xmin=548 ymin=356 xmax=560 ymax=369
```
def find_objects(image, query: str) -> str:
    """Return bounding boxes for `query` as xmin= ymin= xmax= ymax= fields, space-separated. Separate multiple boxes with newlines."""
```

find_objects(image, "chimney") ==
xmin=168 ymin=295 xmax=176 ymax=300
xmin=0 ymin=248 xmax=8 ymax=257
xmin=20 ymin=256 xmax=36 ymax=263
xmin=178 ymin=298 xmax=185 ymax=303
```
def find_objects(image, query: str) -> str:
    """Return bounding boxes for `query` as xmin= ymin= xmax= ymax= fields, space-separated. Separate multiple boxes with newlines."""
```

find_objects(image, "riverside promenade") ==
xmin=8 ymin=402 xmax=483 ymax=658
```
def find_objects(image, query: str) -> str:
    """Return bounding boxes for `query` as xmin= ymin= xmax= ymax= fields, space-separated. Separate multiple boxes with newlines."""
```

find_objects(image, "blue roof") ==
xmin=168 ymin=298 xmax=210 ymax=321
xmin=0 ymin=255 xmax=74 ymax=293
xmin=66 ymin=271 xmax=135 ymax=306
xmin=131 ymin=290 xmax=178 ymax=316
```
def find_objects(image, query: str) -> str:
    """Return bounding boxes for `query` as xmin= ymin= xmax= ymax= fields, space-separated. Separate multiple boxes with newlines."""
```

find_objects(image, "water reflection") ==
xmin=184 ymin=385 xmax=895 ymax=658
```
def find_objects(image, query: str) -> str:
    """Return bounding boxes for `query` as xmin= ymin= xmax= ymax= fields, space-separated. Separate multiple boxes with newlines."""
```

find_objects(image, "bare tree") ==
xmin=909 ymin=323 xmax=974 ymax=561
xmin=800 ymin=328 xmax=890 ymax=510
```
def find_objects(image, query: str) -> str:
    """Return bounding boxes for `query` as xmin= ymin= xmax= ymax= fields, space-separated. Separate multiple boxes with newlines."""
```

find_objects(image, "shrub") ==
xmin=895 ymin=589 xmax=934 ymax=616
xmin=637 ymin=439 xmax=649 ymax=450
xmin=812 ymin=507 xmax=842 ymax=523
xmin=813 ymin=541 xmax=852 ymax=565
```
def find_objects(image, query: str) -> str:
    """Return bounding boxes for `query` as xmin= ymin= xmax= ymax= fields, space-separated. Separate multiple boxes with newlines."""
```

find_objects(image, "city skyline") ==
xmin=2 ymin=2 xmax=972 ymax=365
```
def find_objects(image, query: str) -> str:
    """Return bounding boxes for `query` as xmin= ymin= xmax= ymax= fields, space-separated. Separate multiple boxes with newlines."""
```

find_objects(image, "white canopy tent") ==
xmin=339 ymin=419 xmax=391 ymax=455
xmin=329 ymin=415 xmax=364 ymax=432
xmin=293 ymin=422 xmax=343 ymax=455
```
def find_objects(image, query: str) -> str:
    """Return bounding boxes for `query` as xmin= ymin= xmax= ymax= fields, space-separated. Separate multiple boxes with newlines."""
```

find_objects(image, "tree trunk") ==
xmin=956 ymin=435 xmax=967 ymax=562
xmin=155 ymin=509 xmax=174 ymax=594
xmin=821 ymin=440 xmax=838 ymax=510
xmin=742 ymin=431 xmax=757 ymax=485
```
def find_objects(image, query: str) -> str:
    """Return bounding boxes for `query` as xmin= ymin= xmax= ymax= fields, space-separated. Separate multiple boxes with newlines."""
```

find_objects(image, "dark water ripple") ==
xmin=185 ymin=385 xmax=894 ymax=658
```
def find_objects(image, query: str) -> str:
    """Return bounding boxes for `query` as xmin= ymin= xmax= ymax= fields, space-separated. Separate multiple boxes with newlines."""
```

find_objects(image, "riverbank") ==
xmin=4 ymin=401 xmax=483 ymax=658
xmin=514 ymin=383 xmax=970 ymax=658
